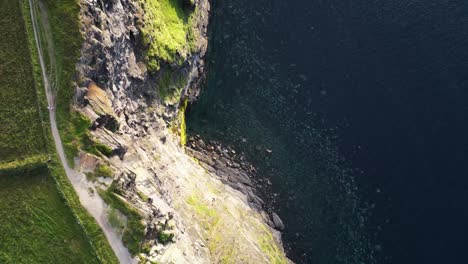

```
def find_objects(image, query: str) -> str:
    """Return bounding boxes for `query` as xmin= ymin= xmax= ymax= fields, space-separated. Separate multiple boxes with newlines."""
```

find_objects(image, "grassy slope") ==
xmin=21 ymin=0 xmax=120 ymax=262
xmin=0 ymin=0 xmax=47 ymax=162
xmin=0 ymin=0 xmax=119 ymax=262
xmin=141 ymin=0 xmax=195 ymax=71
xmin=43 ymin=0 xmax=116 ymax=165
xmin=99 ymin=186 xmax=146 ymax=256
xmin=41 ymin=0 xmax=92 ymax=163
xmin=0 ymin=1 xmax=98 ymax=260
xmin=0 ymin=165 xmax=99 ymax=264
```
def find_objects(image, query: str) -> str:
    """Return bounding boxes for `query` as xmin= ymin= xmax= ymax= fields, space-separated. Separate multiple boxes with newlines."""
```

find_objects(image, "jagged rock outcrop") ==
xmin=73 ymin=0 xmax=290 ymax=263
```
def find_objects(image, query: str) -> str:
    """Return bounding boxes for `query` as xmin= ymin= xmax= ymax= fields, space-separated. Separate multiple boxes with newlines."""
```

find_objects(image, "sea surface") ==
xmin=187 ymin=0 xmax=468 ymax=263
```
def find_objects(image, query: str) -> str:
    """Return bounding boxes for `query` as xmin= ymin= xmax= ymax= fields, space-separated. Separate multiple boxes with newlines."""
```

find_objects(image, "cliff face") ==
xmin=72 ymin=0 xmax=290 ymax=263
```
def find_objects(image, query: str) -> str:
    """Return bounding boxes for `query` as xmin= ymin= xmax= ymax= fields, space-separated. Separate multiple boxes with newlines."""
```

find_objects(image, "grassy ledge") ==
xmin=99 ymin=184 xmax=146 ymax=256
xmin=140 ymin=0 xmax=196 ymax=71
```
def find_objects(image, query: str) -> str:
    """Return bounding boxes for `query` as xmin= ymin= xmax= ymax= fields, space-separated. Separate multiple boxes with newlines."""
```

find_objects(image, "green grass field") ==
xmin=0 ymin=165 xmax=99 ymax=263
xmin=0 ymin=0 xmax=47 ymax=162
xmin=0 ymin=0 xmax=118 ymax=262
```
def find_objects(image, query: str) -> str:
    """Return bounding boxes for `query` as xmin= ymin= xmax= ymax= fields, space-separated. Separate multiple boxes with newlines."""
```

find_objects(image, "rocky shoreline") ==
xmin=186 ymin=136 xmax=285 ymax=231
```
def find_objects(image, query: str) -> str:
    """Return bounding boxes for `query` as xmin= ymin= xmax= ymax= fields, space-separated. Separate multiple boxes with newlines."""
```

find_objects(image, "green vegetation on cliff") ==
xmin=179 ymin=98 xmax=188 ymax=145
xmin=140 ymin=0 xmax=196 ymax=71
xmin=157 ymin=68 xmax=189 ymax=103
xmin=185 ymin=192 xmax=289 ymax=264
xmin=99 ymin=184 xmax=146 ymax=256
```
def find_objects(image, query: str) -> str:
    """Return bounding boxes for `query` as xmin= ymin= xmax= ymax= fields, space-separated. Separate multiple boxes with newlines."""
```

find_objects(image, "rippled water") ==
xmin=188 ymin=0 xmax=468 ymax=263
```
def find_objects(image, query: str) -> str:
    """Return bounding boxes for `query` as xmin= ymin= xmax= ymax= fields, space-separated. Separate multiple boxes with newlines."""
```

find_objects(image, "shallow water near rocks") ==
xmin=187 ymin=0 xmax=468 ymax=263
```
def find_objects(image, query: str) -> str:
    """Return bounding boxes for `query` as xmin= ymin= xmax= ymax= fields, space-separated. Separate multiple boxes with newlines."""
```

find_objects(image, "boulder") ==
xmin=229 ymin=171 xmax=253 ymax=186
xmin=272 ymin=213 xmax=285 ymax=230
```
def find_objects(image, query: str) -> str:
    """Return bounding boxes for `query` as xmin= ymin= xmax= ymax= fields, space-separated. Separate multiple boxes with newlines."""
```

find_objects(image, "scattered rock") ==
xmin=272 ymin=213 xmax=285 ymax=230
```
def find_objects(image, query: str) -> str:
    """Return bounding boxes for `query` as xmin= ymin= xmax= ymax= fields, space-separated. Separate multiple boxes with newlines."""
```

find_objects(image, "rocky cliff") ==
xmin=72 ymin=0 xmax=290 ymax=263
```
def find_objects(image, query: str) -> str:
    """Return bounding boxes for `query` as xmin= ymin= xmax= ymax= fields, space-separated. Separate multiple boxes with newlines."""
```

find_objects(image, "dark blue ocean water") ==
xmin=187 ymin=0 xmax=468 ymax=263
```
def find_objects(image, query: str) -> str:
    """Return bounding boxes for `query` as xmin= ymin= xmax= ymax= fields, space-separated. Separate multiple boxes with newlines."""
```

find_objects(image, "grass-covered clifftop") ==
xmin=26 ymin=0 xmax=94 ymax=164
xmin=0 ymin=0 xmax=47 ymax=162
xmin=0 ymin=0 xmax=118 ymax=262
xmin=41 ymin=0 xmax=93 ymax=163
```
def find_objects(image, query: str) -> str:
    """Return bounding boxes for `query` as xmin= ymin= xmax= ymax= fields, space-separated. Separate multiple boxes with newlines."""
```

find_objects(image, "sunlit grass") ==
xmin=0 ymin=165 xmax=99 ymax=263
xmin=140 ymin=0 xmax=195 ymax=71
xmin=0 ymin=0 xmax=47 ymax=162
xmin=1 ymin=0 xmax=120 ymax=262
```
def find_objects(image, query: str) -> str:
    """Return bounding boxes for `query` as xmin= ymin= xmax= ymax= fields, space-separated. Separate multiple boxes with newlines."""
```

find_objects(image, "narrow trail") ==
xmin=28 ymin=0 xmax=134 ymax=262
